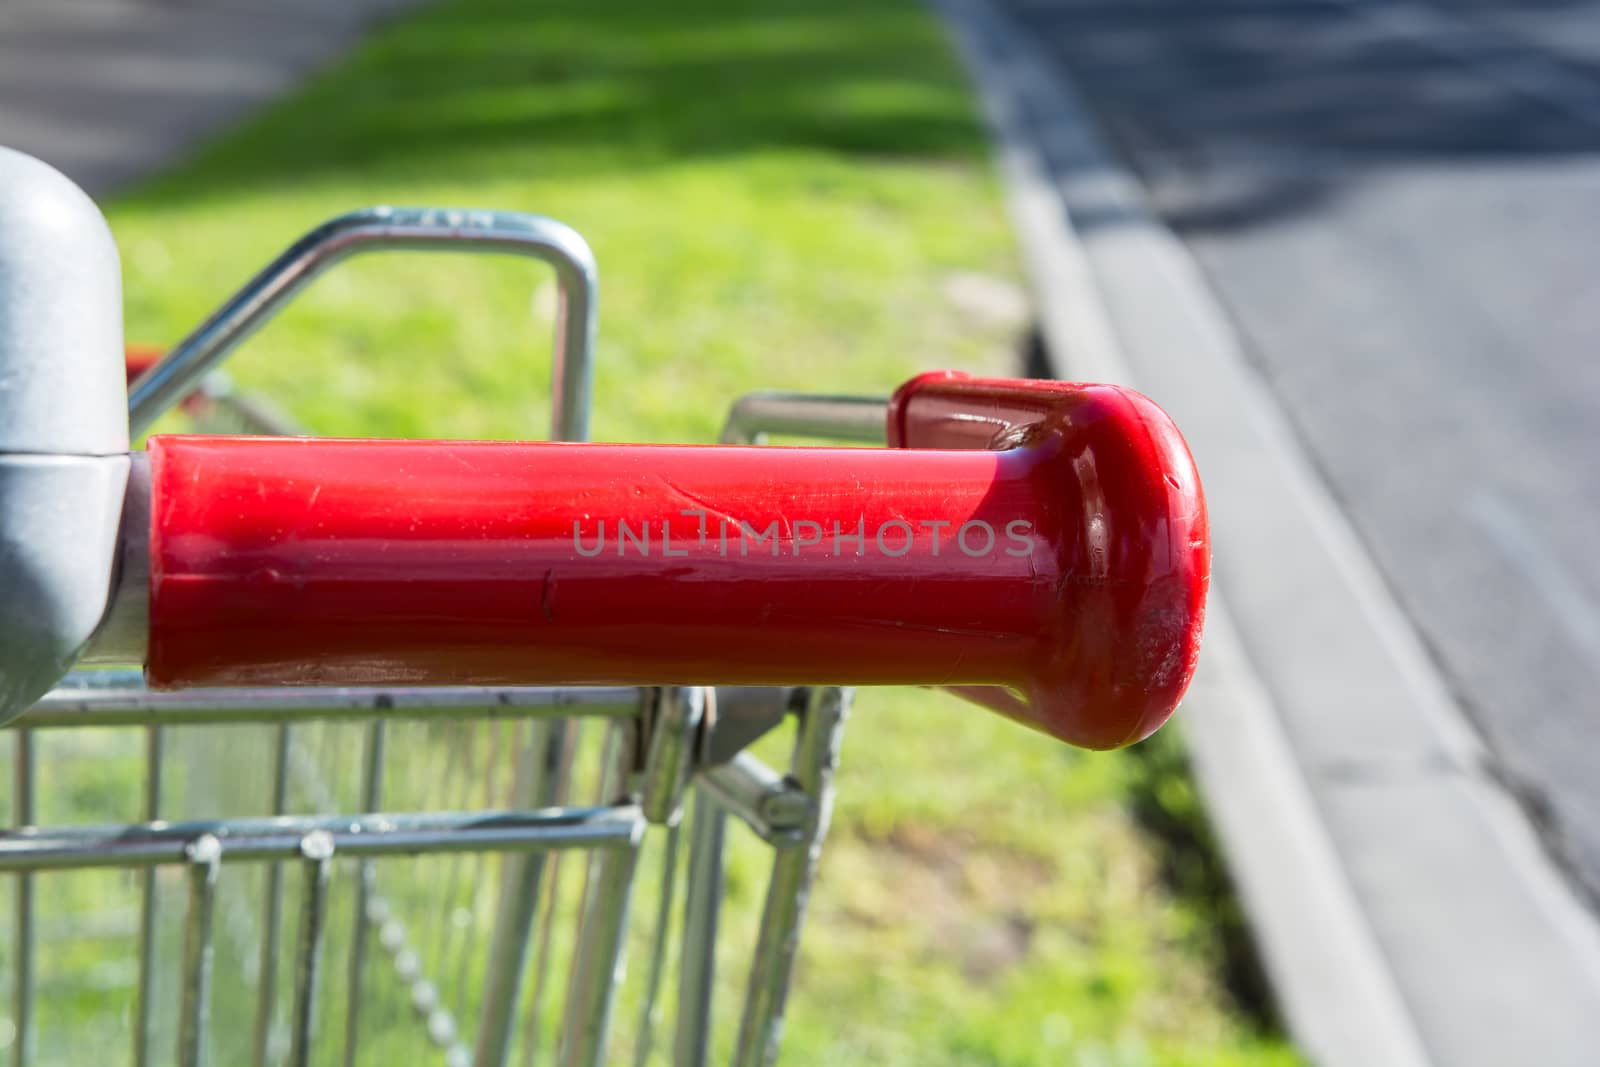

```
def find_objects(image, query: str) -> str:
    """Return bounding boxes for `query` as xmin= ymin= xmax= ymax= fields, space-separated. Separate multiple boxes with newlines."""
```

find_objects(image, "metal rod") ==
xmin=29 ymin=678 xmax=644 ymax=728
xmin=557 ymin=728 xmax=645 ymax=1067
xmin=178 ymin=835 xmax=222 ymax=1067
xmin=428 ymin=724 xmax=479 ymax=1039
xmin=631 ymin=822 xmax=682 ymax=1067
xmin=719 ymin=393 xmax=887 ymax=445
xmin=127 ymin=207 xmax=598 ymax=442
xmin=0 ymin=807 xmax=645 ymax=871
xmin=673 ymin=794 xmax=726 ymax=1067
xmin=517 ymin=722 xmax=583 ymax=1067
xmin=697 ymin=754 xmax=812 ymax=847
xmin=555 ymin=840 xmax=642 ymax=1067
xmin=640 ymin=689 xmax=705 ymax=827
xmin=473 ymin=719 xmax=566 ymax=1067
xmin=732 ymin=688 xmax=850 ymax=1067
xmin=341 ymin=721 xmax=386 ymax=1067
xmin=447 ymin=725 xmax=503 ymax=1052
xmin=251 ymin=724 xmax=292 ymax=1067
xmin=11 ymin=729 xmax=34 ymax=1067
xmin=134 ymin=725 xmax=165 ymax=1067
xmin=288 ymin=833 xmax=335 ymax=1067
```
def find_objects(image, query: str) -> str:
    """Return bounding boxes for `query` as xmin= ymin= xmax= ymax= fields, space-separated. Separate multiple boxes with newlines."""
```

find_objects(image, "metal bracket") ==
xmin=640 ymin=686 xmax=708 ymax=826
xmin=698 ymin=685 xmax=804 ymax=769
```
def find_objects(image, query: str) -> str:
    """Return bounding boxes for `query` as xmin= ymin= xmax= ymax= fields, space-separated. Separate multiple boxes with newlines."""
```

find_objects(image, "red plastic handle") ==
xmin=888 ymin=371 xmax=1210 ymax=744
xmin=125 ymin=346 xmax=164 ymax=385
xmin=145 ymin=373 xmax=1208 ymax=749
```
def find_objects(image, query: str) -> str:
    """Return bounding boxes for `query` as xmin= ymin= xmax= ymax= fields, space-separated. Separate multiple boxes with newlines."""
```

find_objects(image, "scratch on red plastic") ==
xmin=146 ymin=372 xmax=1208 ymax=750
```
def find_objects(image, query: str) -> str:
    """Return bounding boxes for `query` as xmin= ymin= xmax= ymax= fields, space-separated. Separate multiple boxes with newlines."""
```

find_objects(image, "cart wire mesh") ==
xmin=2 ymin=207 xmax=887 ymax=1067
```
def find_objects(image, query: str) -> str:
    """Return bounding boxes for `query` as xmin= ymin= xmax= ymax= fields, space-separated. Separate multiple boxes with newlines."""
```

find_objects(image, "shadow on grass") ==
xmin=1124 ymin=730 xmax=1283 ymax=1032
xmin=128 ymin=0 xmax=991 ymax=206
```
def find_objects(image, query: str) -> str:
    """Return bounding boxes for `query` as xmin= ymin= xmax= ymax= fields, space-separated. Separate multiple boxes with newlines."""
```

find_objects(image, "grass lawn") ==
xmin=100 ymin=0 xmax=1302 ymax=1063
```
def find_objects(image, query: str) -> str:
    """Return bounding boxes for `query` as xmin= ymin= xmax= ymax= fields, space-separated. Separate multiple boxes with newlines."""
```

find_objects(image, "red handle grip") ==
xmin=125 ymin=346 xmax=164 ymax=385
xmin=146 ymin=373 xmax=1208 ymax=749
xmin=888 ymin=371 xmax=1210 ymax=742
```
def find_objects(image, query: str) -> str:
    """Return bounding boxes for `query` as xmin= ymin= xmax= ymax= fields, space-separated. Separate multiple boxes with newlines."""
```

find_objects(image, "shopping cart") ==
xmin=0 ymin=146 xmax=1210 ymax=1067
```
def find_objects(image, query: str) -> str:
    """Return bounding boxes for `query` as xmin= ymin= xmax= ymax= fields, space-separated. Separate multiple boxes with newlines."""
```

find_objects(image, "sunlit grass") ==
xmin=89 ymin=0 xmax=1301 ymax=1062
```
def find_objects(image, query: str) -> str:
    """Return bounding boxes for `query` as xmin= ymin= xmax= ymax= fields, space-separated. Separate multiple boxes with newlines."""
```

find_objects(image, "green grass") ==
xmin=118 ymin=0 xmax=1020 ymax=444
xmin=97 ymin=0 xmax=1302 ymax=1063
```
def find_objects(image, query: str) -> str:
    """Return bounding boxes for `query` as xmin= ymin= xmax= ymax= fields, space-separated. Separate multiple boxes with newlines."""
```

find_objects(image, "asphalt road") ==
xmin=1002 ymin=0 xmax=1600 ymax=899
xmin=0 ymin=0 xmax=419 ymax=196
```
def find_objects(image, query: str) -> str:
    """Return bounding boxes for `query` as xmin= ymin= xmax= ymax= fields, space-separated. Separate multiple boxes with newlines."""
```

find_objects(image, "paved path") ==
xmin=1001 ymin=0 xmax=1600 ymax=906
xmin=0 ymin=0 xmax=420 ymax=196
xmin=944 ymin=1 xmax=1600 ymax=1062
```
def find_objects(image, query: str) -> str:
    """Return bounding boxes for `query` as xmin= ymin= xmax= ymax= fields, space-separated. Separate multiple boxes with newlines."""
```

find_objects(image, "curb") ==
xmin=936 ymin=2 xmax=1600 ymax=1065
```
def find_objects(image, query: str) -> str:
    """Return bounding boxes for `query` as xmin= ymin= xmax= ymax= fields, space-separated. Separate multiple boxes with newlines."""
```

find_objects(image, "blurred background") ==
xmin=3 ymin=0 xmax=1596 ymax=1064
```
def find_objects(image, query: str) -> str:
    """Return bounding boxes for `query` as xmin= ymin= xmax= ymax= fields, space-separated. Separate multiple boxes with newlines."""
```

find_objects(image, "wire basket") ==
xmin=1 ymin=202 xmax=1209 ymax=1067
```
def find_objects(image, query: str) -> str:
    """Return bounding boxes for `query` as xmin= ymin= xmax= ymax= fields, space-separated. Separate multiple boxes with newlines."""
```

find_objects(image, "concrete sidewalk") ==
xmin=937 ymin=1 xmax=1600 ymax=1065
xmin=0 ymin=0 xmax=420 ymax=196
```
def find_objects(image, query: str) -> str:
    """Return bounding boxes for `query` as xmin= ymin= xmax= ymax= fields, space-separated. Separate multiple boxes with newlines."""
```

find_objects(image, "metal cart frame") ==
xmin=0 ymin=146 xmax=1209 ymax=1067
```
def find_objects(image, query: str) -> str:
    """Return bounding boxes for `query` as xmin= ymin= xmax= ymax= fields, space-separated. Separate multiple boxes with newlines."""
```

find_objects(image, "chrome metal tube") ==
xmin=288 ymin=833 xmax=335 ymax=1067
xmin=697 ymin=753 xmax=812 ymax=847
xmin=732 ymin=687 xmax=850 ymax=1067
xmin=0 ymin=807 xmax=644 ymax=871
xmin=517 ymin=723 xmax=583 ymax=1066
xmin=128 ymin=207 xmax=598 ymax=442
xmin=12 ymin=730 xmax=34 ymax=1067
xmin=253 ymin=724 xmax=293 ymax=1067
xmin=178 ymin=835 xmax=222 ymax=1067
xmin=641 ymin=688 xmax=706 ymax=826
xmin=557 ymin=731 xmax=646 ymax=1067
xmin=473 ymin=719 xmax=567 ymax=1067
xmin=28 ymin=679 xmax=646 ymax=727
xmin=134 ymin=726 xmax=165 ymax=1067
xmin=673 ymin=793 xmax=726 ymax=1067
xmin=341 ymin=722 xmax=386 ymax=1067
xmin=631 ymin=822 xmax=683 ymax=1067
xmin=718 ymin=393 xmax=887 ymax=446
xmin=556 ymin=841 xmax=642 ymax=1067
